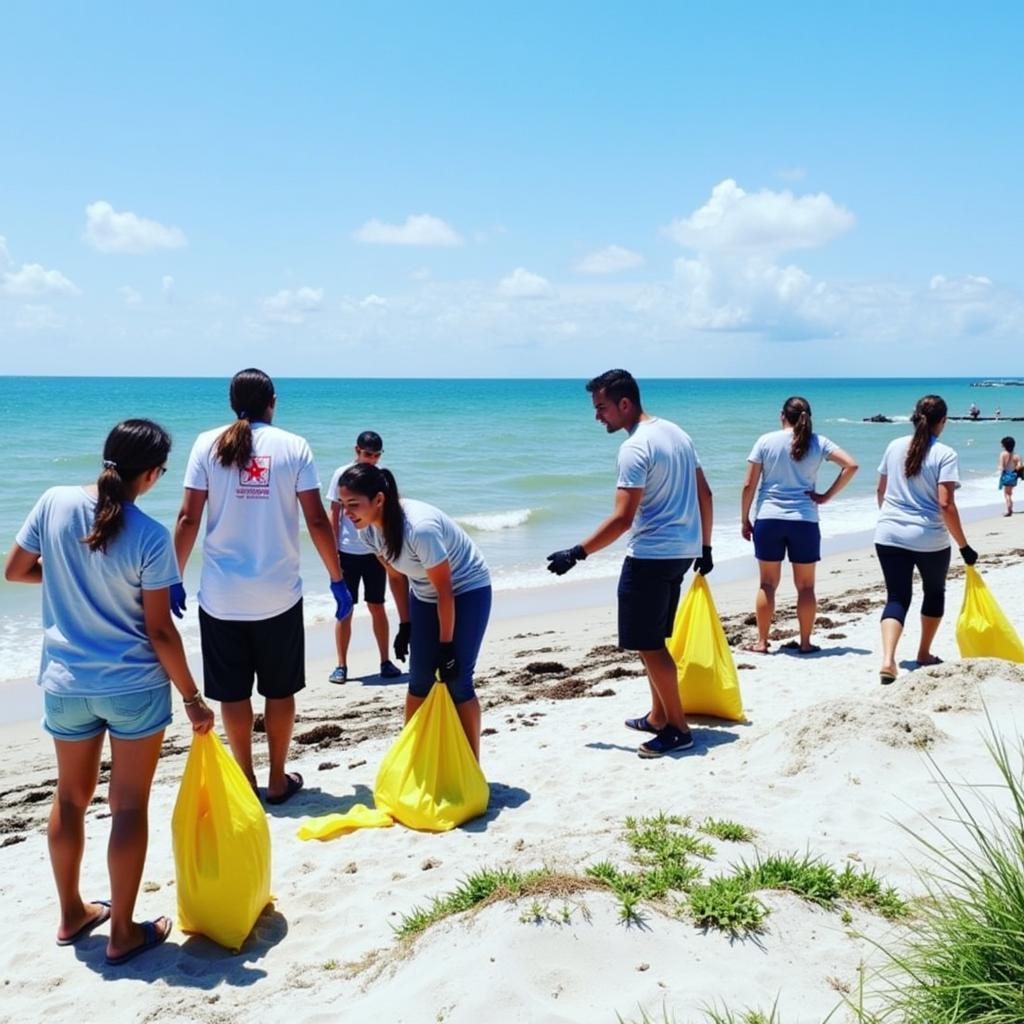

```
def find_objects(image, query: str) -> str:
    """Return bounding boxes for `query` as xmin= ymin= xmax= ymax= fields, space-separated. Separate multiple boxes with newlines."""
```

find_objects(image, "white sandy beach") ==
xmin=2 ymin=512 xmax=1023 ymax=1023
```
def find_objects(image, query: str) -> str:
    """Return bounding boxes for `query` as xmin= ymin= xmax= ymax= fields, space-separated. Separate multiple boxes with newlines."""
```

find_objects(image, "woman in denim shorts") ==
xmin=5 ymin=419 xmax=213 ymax=966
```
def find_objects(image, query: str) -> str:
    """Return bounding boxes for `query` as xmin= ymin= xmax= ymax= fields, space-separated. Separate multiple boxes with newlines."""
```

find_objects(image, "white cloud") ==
xmin=15 ymin=304 xmax=63 ymax=330
xmin=353 ymin=214 xmax=463 ymax=247
xmin=777 ymin=167 xmax=807 ymax=182
xmin=120 ymin=286 xmax=143 ymax=306
xmin=84 ymin=200 xmax=187 ymax=254
xmin=410 ymin=267 xmax=432 ymax=281
xmin=574 ymin=245 xmax=645 ymax=275
xmin=498 ymin=267 xmax=554 ymax=300
xmin=360 ymin=294 xmax=387 ymax=308
xmin=2 ymin=263 xmax=80 ymax=297
xmin=0 ymin=235 xmax=10 ymax=266
xmin=263 ymin=286 xmax=324 ymax=324
xmin=663 ymin=178 xmax=854 ymax=253
xmin=162 ymin=275 xmax=175 ymax=302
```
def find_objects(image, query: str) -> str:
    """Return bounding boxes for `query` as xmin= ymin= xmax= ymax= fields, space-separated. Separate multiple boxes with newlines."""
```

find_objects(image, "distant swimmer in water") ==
xmin=969 ymin=402 xmax=981 ymax=420
xmin=998 ymin=436 xmax=1022 ymax=516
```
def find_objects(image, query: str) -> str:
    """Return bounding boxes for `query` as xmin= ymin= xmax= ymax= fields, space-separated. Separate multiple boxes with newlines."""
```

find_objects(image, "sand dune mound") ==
xmin=881 ymin=658 xmax=1024 ymax=714
xmin=779 ymin=698 xmax=945 ymax=775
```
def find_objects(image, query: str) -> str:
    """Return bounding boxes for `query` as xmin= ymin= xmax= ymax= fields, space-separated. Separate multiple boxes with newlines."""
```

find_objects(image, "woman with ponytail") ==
xmin=339 ymin=464 xmax=492 ymax=758
xmin=741 ymin=397 xmax=858 ymax=654
xmin=5 ymin=419 xmax=213 ymax=966
xmin=174 ymin=368 xmax=352 ymax=805
xmin=874 ymin=395 xmax=977 ymax=685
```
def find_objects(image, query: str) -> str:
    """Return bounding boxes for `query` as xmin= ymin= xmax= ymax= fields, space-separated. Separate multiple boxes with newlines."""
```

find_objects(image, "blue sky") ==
xmin=1 ymin=2 xmax=1021 ymax=376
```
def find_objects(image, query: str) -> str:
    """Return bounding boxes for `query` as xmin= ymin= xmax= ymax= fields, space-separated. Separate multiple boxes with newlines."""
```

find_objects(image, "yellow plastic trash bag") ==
xmin=374 ymin=683 xmax=489 ymax=831
xmin=956 ymin=566 xmax=1024 ymax=663
xmin=297 ymin=803 xmax=394 ymax=841
xmin=667 ymin=574 xmax=746 ymax=722
xmin=172 ymin=732 xmax=272 ymax=951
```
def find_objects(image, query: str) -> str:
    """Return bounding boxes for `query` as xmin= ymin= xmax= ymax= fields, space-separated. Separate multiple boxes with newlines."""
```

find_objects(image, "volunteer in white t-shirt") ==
xmin=546 ymin=369 xmax=714 ymax=759
xmin=874 ymin=394 xmax=977 ymax=685
xmin=174 ymin=368 xmax=353 ymax=805
xmin=324 ymin=431 xmax=403 ymax=684
xmin=740 ymin=396 xmax=859 ymax=655
xmin=338 ymin=463 xmax=491 ymax=759
xmin=5 ymin=418 xmax=213 ymax=966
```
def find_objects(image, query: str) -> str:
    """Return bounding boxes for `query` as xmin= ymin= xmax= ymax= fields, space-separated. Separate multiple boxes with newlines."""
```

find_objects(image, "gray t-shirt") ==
xmin=616 ymin=417 xmax=703 ymax=559
xmin=325 ymin=462 xmax=372 ymax=556
xmin=748 ymin=430 xmax=837 ymax=522
xmin=875 ymin=435 xmax=960 ymax=551
xmin=360 ymin=498 xmax=491 ymax=603
xmin=16 ymin=486 xmax=180 ymax=696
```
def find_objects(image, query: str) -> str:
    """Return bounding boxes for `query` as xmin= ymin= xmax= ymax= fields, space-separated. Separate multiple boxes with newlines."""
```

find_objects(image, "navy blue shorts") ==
xmin=753 ymin=519 xmax=821 ymax=564
xmin=339 ymin=551 xmax=386 ymax=605
xmin=617 ymin=556 xmax=693 ymax=651
xmin=408 ymin=585 xmax=492 ymax=704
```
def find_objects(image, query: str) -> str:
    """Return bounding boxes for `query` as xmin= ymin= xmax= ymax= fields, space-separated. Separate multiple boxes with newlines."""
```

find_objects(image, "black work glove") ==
xmin=959 ymin=545 xmax=978 ymax=567
xmin=394 ymin=621 xmax=412 ymax=662
xmin=436 ymin=641 xmax=459 ymax=684
xmin=695 ymin=545 xmax=714 ymax=576
xmin=546 ymin=544 xmax=587 ymax=576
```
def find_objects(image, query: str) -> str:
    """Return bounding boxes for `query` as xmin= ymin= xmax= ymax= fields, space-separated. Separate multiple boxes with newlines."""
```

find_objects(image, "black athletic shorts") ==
xmin=617 ymin=556 xmax=694 ymax=651
xmin=199 ymin=599 xmax=305 ymax=702
xmin=339 ymin=551 xmax=387 ymax=605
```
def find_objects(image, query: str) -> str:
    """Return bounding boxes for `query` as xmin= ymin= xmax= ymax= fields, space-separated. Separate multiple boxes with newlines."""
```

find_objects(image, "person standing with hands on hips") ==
xmin=338 ymin=464 xmax=492 ymax=759
xmin=547 ymin=369 xmax=714 ymax=758
xmin=174 ymin=368 xmax=352 ymax=805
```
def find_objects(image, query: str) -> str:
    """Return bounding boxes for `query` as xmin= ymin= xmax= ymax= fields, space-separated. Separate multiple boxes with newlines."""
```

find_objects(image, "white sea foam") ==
xmin=457 ymin=508 xmax=534 ymax=531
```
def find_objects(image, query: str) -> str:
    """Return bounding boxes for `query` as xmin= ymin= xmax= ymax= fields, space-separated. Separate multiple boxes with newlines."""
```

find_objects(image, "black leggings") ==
xmin=875 ymin=543 xmax=951 ymax=625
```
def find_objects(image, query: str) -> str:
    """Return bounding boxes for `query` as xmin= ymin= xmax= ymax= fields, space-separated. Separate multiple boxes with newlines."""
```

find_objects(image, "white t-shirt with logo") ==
xmin=183 ymin=422 xmax=321 ymax=620
xmin=748 ymin=430 xmax=837 ymax=523
xmin=616 ymin=417 xmax=703 ymax=559
xmin=360 ymin=498 xmax=491 ymax=603
xmin=325 ymin=462 xmax=373 ymax=556
xmin=874 ymin=435 xmax=960 ymax=552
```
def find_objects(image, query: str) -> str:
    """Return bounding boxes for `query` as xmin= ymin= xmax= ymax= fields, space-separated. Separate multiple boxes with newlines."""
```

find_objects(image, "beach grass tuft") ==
xmin=698 ymin=818 xmax=757 ymax=843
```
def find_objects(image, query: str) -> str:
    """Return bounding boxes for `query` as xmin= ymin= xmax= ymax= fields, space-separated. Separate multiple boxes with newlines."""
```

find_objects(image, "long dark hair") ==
xmin=782 ymin=396 xmax=812 ymax=461
xmin=216 ymin=368 xmax=275 ymax=469
xmin=83 ymin=419 xmax=171 ymax=552
xmin=339 ymin=463 xmax=405 ymax=561
xmin=906 ymin=395 xmax=948 ymax=478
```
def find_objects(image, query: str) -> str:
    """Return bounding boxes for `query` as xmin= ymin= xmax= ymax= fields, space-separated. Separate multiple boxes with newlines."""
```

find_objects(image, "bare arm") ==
xmin=424 ymin=559 xmax=456 ymax=643
xmin=938 ymin=481 xmax=969 ymax=548
xmin=298 ymin=489 xmax=342 ymax=583
xmin=578 ymin=488 xmax=643 ymax=555
xmin=809 ymin=447 xmax=860 ymax=505
xmin=174 ymin=488 xmax=207 ymax=573
xmin=4 ymin=544 xmax=42 ymax=584
xmin=142 ymin=588 xmax=214 ymax=733
xmin=696 ymin=467 xmax=713 ymax=545
xmin=876 ymin=473 xmax=888 ymax=509
xmin=330 ymin=500 xmax=341 ymax=542
xmin=382 ymin=559 xmax=410 ymax=621
xmin=740 ymin=462 xmax=761 ymax=540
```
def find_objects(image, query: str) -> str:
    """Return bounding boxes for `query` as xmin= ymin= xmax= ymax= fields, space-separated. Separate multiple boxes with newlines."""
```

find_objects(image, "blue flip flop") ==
xmin=638 ymin=727 xmax=695 ymax=759
xmin=104 ymin=916 xmax=172 ymax=966
xmin=56 ymin=900 xmax=110 ymax=946
xmin=624 ymin=713 xmax=658 ymax=734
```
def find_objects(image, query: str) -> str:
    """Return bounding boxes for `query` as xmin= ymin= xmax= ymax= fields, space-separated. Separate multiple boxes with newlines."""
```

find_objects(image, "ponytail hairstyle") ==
xmin=215 ymin=368 xmax=275 ymax=469
xmin=83 ymin=419 xmax=171 ymax=553
xmin=905 ymin=395 xmax=948 ymax=478
xmin=339 ymin=463 xmax=405 ymax=561
xmin=782 ymin=396 xmax=812 ymax=461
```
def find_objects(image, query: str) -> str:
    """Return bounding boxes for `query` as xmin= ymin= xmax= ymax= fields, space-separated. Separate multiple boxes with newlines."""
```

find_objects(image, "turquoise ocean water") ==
xmin=0 ymin=376 xmax=1014 ymax=683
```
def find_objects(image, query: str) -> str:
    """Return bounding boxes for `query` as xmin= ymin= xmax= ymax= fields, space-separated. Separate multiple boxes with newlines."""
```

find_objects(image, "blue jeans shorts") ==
xmin=43 ymin=687 xmax=173 ymax=742
xmin=753 ymin=518 xmax=821 ymax=564
xmin=408 ymin=585 xmax=492 ymax=704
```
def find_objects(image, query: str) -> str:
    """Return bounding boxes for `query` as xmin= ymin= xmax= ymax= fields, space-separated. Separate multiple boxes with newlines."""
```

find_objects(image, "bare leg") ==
xmin=455 ymin=697 xmax=481 ymax=760
xmin=335 ymin=616 xmax=352 ymax=668
xmin=917 ymin=614 xmax=943 ymax=664
xmin=367 ymin=602 xmax=390 ymax=662
xmin=792 ymin=562 xmax=818 ymax=650
xmin=639 ymin=648 xmax=688 ymax=733
xmin=106 ymin=730 xmax=167 ymax=961
xmin=1005 ymin=486 xmax=1014 ymax=516
xmin=220 ymin=699 xmax=256 ymax=789
xmin=880 ymin=618 xmax=903 ymax=677
xmin=264 ymin=696 xmax=296 ymax=801
xmin=754 ymin=561 xmax=782 ymax=651
xmin=50 ymin=734 xmax=105 ymax=942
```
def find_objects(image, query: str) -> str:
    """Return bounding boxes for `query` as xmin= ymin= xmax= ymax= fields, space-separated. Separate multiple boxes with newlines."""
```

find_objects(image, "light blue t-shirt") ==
xmin=875 ymin=435 xmax=960 ymax=552
xmin=15 ymin=486 xmax=180 ymax=696
xmin=360 ymin=498 xmax=491 ymax=603
xmin=616 ymin=417 xmax=703 ymax=559
xmin=748 ymin=430 xmax=838 ymax=522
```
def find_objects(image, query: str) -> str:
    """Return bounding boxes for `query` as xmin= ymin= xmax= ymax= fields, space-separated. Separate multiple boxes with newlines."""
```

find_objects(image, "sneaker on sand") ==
xmin=328 ymin=666 xmax=347 ymax=685
xmin=379 ymin=660 xmax=403 ymax=679
xmin=638 ymin=726 xmax=695 ymax=759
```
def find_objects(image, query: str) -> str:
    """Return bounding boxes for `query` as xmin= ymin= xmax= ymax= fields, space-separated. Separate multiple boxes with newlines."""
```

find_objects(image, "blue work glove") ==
xmin=436 ymin=641 xmax=459 ymax=684
xmin=695 ymin=545 xmax=714 ymax=576
xmin=394 ymin=621 xmax=412 ymax=662
xmin=169 ymin=582 xmax=187 ymax=619
xmin=546 ymin=544 xmax=587 ymax=576
xmin=330 ymin=580 xmax=353 ymax=621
